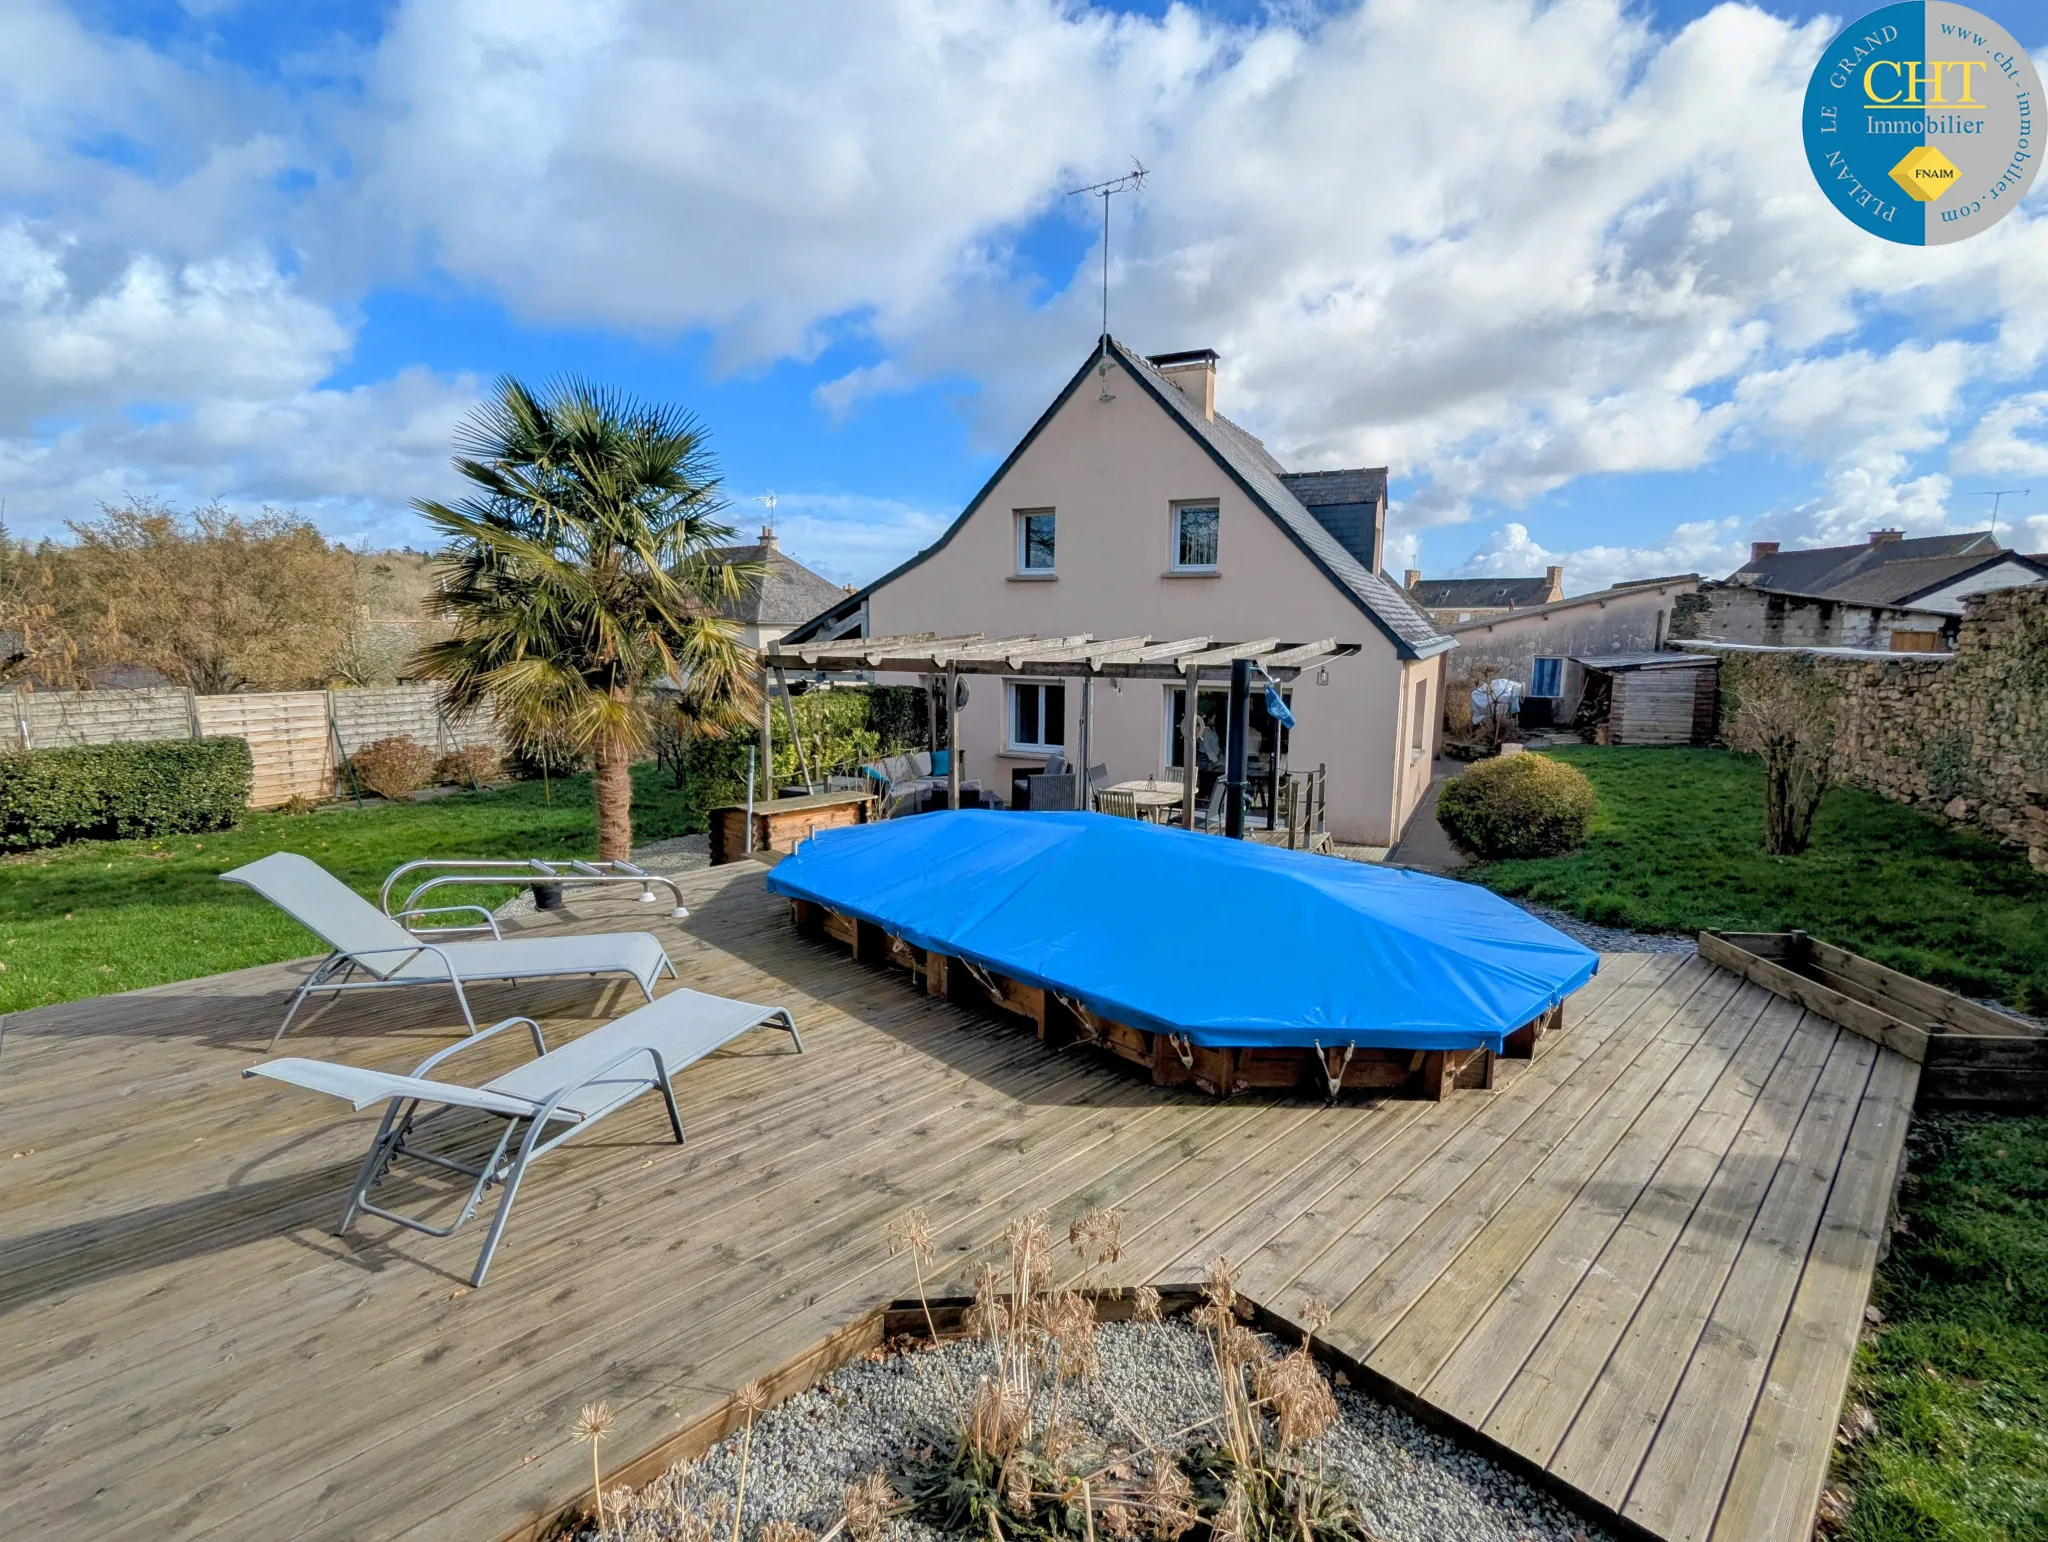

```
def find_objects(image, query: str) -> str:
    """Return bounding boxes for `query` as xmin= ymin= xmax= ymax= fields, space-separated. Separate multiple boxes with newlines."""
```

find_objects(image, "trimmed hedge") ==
xmin=0 ymin=737 xmax=253 ymax=851
xmin=1436 ymin=751 xmax=1596 ymax=859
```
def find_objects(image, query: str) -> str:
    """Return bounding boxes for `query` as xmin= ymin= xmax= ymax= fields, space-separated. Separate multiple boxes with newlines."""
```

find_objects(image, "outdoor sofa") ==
xmin=862 ymin=750 xmax=981 ymax=816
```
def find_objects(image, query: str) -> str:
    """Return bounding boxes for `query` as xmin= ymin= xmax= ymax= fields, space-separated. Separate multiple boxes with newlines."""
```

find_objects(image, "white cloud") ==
xmin=1449 ymin=517 xmax=1748 ymax=594
xmin=7 ymin=0 xmax=2048 ymax=573
xmin=752 ymin=492 xmax=953 ymax=588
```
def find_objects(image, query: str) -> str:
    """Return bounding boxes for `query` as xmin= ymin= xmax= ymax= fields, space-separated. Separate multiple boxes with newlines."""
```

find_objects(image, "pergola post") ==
xmin=758 ymin=657 xmax=774 ymax=802
xmin=946 ymin=665 xmax=961 ymax=810
xmin=1075 ymin=673 xmax=1094 ymax=810
xmin=773 ymin=664 xmax=814 ymax=791
xmin=1224 ymin=657 xmax=1251 ymax=839
xmin=1181 ymin=663 xmax=1199 ymax=829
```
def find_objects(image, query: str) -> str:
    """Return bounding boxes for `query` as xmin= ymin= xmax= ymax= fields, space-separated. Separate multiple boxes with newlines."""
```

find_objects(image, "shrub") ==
xmin=1436 ymin=752 xmax=1596 ymax=859
xmin=434 ymin=745 xmax=500 ymax=787
xmin=0 ymin=736 xmax=251 ymax=850
xmin=350 ymin=735 xmax=438 ymax=801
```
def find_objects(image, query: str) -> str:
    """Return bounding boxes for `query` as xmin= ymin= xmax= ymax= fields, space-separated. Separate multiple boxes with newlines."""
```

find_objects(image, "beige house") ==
xmin=784 ymin=338 xmax=1455 ymax=844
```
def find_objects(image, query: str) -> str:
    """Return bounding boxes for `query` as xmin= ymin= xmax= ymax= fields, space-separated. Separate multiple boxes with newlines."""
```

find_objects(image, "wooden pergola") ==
xmin=761 ymin=633 xmax=1361 ymax=831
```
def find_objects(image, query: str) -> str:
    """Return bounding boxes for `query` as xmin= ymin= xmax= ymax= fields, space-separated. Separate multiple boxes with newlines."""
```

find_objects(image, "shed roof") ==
xmin=1573 ymin=653 xmax=1716 ymax=672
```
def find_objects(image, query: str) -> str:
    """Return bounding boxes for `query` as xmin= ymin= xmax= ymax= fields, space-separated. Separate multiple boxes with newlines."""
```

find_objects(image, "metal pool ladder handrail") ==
xmin=379 ymin=858 xmax=690 ymax=927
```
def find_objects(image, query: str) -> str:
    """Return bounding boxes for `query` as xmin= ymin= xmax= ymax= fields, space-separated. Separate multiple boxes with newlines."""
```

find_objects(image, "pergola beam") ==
xmin=765 ymin=633 xmax=1359 ymax=682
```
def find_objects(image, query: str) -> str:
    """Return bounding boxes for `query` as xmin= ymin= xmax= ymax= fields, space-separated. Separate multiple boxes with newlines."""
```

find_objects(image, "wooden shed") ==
xmin=1573 ymin=653 xmax=1718 ymax=746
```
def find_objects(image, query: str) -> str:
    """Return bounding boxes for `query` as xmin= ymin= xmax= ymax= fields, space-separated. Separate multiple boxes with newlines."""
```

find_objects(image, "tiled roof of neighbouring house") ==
xmin=1408 ymin=576 xmax=1555 ymax=610
xmin=712 ymin=539 xmax=850 ymax=626
xmin=1729 ymin=532 xmax=2002 ymax=603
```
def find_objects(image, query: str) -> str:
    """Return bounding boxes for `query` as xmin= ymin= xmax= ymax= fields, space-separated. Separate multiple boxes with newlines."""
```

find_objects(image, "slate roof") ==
xmin=1409 ymin=576 xmax=1554 ymax=610
xmin=783 ymin=336 xmax=1452 ymax=659
xmin=712 ymin=539 xmax=849 ymax=626
xmin=1279 ymin=468 xmax=1388 ymax=573
xmin=1729 ymin=532 xmax=2002 ymax=603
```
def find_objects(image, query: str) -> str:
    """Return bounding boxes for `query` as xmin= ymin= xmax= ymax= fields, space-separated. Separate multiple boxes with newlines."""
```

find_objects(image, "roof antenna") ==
xmin=1967 ymin=487 xmax=2028 ymax=546
xmin=1069 ymin=159 xmax=1148 ymax=401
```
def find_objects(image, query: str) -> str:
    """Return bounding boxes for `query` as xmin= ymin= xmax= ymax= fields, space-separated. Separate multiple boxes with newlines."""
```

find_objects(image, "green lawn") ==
xmin=0 ymin=765 xmax=699 ymax=1014
xmin=1829 ymin=1112 xmax=2048 ymax=1541
xmin=1466 ymin=747 xmax=2048 ymax=1016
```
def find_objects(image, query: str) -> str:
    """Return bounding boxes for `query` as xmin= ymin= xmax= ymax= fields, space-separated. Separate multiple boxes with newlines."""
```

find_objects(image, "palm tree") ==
xmin=413 ymin=376 xmax=758 ymax=860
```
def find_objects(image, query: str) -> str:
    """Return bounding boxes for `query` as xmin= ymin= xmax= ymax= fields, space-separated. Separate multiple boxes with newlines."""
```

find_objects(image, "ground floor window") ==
xmin=1008 ymin=680 xmax=1066 ymax=751
xmin=1529 ymin=656 xmax=1564 ymax=697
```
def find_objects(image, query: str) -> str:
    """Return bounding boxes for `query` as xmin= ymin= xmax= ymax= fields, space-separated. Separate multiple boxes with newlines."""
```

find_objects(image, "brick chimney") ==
xmin=1544 ymin=565 xmax=1564 ymax=601
xmin=1868 ymin=528 xmax=1903 ymax=545
xmin=760 ymin=525 xmax=779 ymax=551
xmin=1749 ymin=540 xmax=1779 ymax=563
xmin=1403 ymin=568 xmax=1422 ymax=590
xmin=1146 ymin=349 xmax=1218 ymax=421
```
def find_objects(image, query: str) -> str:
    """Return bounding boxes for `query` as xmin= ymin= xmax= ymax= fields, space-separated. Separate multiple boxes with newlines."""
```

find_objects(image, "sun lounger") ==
xmin=245 ymin=987 xmax=802 ymax=1284
xmin=222 ymin=852 xmax=677 ymax=1049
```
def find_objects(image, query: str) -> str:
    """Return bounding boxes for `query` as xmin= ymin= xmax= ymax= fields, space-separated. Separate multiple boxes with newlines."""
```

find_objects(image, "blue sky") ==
xmin=5 ymin=0 xmax=2048 ymax=592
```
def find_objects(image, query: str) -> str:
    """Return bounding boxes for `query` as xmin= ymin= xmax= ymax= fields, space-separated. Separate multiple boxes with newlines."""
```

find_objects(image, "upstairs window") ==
xmin=1172 ymin=502 xmax=1220 ymax=571
xmin=1529 ymin=657 xmax=1564 ymax=697
xmin=1017 ymin=510 xmax=1056 ymax=573
xmin=1008 ymin=681 xmax=1066 ymax=752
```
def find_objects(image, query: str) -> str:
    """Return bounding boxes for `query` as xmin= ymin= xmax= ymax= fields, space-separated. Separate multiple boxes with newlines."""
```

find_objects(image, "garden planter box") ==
xmin=1698 ymin=929 xmax=2047 ymax=1109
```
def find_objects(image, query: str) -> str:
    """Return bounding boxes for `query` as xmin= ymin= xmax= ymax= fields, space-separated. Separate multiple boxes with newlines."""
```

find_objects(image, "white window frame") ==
xmin=1006 ymin=679 xmax=1067 ymax=753
xmin=1170 ymin=501 xmax=1220 ymax=573
xmin=1529 ymin=657 xmax=1564 ymax=698
xmin=1015 ymin=509 xmax=1056 ymax=574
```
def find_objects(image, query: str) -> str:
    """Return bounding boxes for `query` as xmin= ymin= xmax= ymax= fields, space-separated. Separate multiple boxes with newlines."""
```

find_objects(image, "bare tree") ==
xmin=53 ymin=498 xmax=358 ymax=693
xmin=1725 ymin=654 xmax=1841 ymax=855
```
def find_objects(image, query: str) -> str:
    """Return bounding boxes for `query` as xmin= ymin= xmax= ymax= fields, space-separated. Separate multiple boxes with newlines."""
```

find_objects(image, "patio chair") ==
xmin=223 ymin=852 xmax=676 ymax=1050
xmin=1094 ymin=788 xmax=1141 ymax=819
xmin=245 ymin=987 xmax=802 ymax=1285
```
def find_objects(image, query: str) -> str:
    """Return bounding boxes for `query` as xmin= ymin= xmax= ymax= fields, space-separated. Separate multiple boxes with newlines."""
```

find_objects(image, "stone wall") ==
xmin=1717 ymin=585 xmax=2048 ymax=868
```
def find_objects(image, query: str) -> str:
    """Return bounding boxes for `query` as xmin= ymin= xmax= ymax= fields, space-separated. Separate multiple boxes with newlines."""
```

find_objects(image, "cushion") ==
xmin=861 ymin=763 xmax=887 ymax=785
xmin=931 ymin=749 xmax=950 ymax=774
xmin=910 ymin=751 xmax=933 ymax=777
xmin=881 ymin=754 xmax=915 ymax=785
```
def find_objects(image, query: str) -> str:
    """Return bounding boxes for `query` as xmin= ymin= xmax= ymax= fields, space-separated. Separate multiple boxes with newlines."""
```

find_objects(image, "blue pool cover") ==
xmin=766 ymin=811 xmax=1598 ymax=1054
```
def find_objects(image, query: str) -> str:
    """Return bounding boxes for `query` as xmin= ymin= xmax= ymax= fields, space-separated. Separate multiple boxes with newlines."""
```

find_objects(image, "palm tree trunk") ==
xmin=593 ymin=750 xmax=634 ymax=862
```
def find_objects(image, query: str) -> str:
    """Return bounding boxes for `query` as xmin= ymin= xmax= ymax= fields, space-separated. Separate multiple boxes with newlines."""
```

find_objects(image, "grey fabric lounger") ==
xmin=245 ymin=987 xmax=802 ymax=1284
xmin=222 ymin=851 xmax=676 ymax=1048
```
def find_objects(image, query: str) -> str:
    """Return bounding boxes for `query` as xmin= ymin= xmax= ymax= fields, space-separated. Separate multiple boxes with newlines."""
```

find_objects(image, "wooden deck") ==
xmin=0 ymin=864 xmax=1915 ymax=1542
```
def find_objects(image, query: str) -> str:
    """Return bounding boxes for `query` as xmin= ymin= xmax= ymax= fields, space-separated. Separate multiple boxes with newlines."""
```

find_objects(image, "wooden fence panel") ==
xmin=12 ymin=689 xmax=194 ymax=749
xmin=194 ymin=692 xmax=335 ymax=808
xmin=329 ymin=686 xmax=500 ymax=758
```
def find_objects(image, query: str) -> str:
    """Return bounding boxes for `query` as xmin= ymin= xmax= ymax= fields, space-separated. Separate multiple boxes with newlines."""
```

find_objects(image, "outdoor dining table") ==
xmin=1104 ymin=778 xmax=1186 ymax=821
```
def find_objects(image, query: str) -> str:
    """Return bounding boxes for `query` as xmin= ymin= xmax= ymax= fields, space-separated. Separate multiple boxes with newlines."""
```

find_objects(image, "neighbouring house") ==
xmin=1401 ymin=567 xmax=1564 ymax=626
xmin=1679 ymin=529 xmax=2048 ymax=653
xmin=714 ymin=526 xmax=853 ymax=652
xmin=783 ymin=338 xmax=1456 ymax=845
xmin=1442 ymin=575 xmax=1700 ymax=725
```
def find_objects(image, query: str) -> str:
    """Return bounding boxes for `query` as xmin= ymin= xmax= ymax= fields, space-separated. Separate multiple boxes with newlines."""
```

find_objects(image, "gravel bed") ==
xmin=495 ymin=835 xmax=710 ymax=920
xmin=593 ymin=1320 xmax=1607 ymax=1542
xmin=1503 ymin=899 xmax=1695 ymax=957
